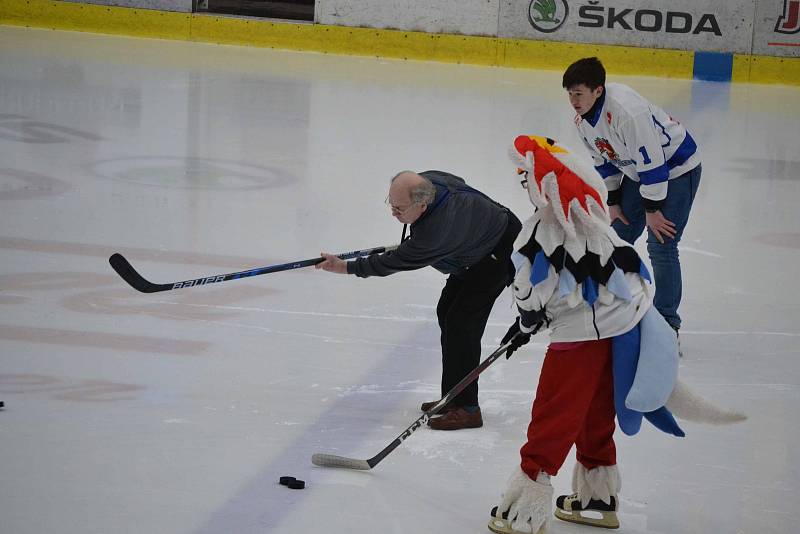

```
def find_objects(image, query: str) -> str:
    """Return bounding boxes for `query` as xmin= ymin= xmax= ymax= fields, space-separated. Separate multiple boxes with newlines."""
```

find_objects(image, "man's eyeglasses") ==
xmin=385 ymin=195 xmax=418 ymax=214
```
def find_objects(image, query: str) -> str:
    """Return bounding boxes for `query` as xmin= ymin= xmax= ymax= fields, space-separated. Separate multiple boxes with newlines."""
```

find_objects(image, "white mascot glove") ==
xmin=489 ymin=466 xmax=553 ymax=534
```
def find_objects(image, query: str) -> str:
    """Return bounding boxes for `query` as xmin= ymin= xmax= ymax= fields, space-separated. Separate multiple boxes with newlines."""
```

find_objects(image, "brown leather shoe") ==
xmin=420 ymin=400 xmax=455 ymax=413
xmin=427 ymin=407 xmax=483 ymax=430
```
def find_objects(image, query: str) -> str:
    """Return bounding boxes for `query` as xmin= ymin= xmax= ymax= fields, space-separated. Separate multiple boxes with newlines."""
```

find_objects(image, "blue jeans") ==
xmin=611 ymin=165 xmax=701 ymax=330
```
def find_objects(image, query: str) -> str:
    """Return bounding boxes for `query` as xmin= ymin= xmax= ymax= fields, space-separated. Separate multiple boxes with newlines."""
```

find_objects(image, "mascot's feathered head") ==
xmin=509 ymin=135 xmax=623 ymax=264
xmin=510 ymin=135 xmax=609 ymax=227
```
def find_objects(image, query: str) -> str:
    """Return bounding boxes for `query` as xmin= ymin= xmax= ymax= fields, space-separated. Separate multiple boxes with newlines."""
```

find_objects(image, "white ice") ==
xmin=1 ymin=25 xmax=799 ymax=534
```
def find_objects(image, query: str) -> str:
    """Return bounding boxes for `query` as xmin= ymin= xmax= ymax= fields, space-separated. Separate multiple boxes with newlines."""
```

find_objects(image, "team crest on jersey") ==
xmin=595 ymin=137 xmax=634 ymax=166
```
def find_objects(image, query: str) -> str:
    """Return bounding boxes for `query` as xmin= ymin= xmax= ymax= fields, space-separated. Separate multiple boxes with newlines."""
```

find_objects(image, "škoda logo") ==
xmin=528 ymin=0 xmax=569 ymax=33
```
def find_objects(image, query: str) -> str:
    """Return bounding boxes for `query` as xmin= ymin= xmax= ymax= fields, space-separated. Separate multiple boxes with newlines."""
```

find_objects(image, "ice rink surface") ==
xmin=1 ymin=25 xmax=799 ymax=534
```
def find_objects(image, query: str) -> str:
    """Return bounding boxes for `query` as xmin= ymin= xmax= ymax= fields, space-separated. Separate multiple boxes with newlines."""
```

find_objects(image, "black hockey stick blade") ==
xmin=311 ymin=336 xmax=522 ymax=471
xmin=109 ymin=253 xmax=170 ymax=293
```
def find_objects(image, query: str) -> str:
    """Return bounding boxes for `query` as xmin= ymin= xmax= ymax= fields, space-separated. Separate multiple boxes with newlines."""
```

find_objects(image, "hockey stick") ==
xmin=311 ymin=334 xmax=525 ymax=471
xmin=109 ymin=245 xmax=397 ymax=294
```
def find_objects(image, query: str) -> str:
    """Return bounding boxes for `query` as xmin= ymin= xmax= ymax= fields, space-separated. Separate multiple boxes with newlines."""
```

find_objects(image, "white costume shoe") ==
xmin=554 ymin=464 xmax=621 ymax=529
xmin=489 ymin=467 xmax=553 ymax=534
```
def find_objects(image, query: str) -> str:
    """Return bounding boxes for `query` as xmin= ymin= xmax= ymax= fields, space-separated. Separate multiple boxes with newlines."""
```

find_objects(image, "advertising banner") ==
xmin=753 ymin=0 xmax=800 ymax=56
xmin=498 ymin=0 xmax=754 ymax=53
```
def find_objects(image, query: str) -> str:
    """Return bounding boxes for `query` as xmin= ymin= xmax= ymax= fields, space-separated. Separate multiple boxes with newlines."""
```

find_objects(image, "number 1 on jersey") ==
xmin=638 ymin=146 xmax=652 ymax=165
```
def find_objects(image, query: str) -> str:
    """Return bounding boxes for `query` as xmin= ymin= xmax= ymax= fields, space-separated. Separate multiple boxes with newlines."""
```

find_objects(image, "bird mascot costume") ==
xmin=488 ymin=136 xmax=745 ymax=534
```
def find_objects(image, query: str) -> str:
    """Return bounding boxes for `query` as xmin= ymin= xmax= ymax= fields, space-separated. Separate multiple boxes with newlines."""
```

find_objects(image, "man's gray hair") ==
xmin=410 ymin=178 xmax=436 ymax=206
xmin=391 ymin=171 xmax=436 ymax=206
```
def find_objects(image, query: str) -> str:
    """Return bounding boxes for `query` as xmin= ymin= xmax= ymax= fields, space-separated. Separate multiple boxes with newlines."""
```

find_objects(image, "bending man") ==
xmin=317 ymin=170 xmax=521 ymax=431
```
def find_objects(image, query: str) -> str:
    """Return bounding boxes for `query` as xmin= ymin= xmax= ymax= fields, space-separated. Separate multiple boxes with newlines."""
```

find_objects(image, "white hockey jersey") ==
xmin=574 ymin=83 xmax=701 ymax=204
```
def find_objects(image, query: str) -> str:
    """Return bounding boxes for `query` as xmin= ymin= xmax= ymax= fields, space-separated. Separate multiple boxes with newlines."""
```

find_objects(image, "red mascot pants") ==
xmin=520 ymin=338 xmax=616 ymax=478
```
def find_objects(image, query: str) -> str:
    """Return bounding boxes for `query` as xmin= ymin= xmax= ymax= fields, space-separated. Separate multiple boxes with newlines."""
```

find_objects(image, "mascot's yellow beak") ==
xmin=526 ymin=135 xmax=569 ymax=154
xmin=515 ymin=135 xmax=569 ymax=174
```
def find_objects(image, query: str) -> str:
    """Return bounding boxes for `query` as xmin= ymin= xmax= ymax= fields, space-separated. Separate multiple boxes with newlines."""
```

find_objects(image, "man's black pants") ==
xmin=436 ymin=213 xmax=521 ymax=407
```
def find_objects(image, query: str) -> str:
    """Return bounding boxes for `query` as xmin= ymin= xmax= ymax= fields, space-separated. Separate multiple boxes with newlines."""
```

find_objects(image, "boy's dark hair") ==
xmin=562 ymin=57 xmax=606 ymax=90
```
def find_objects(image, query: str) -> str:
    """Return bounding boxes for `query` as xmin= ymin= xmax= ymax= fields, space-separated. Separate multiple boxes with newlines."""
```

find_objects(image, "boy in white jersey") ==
xmin=562 ymin=57 xmax=701 ymax=339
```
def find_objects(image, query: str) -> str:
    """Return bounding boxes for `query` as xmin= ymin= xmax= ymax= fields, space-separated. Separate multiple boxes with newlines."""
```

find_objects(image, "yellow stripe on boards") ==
xmin=190 ymin=17 xmax=501 ymax=66
xmin=499 ymin=39 xmax=693 ymax=79
xmin=731 ymin=55 xmax=751 ymax=83
xmin=0 ymin=0 xmax=190 ymax=39
xmin=748 ymin=55 xmax=800 ymax=85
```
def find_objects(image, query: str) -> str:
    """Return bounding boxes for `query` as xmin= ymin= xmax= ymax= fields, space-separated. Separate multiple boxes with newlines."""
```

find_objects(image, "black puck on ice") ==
xmin=279 ymin=476 xmax=296 ymax=486
xmin=287 ymin=479 xmax=305 ymax=490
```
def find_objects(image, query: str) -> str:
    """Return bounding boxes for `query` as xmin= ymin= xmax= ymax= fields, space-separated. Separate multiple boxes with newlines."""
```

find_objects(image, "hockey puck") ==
xmin=287 ymin=479 xmax=305 ymax=489
xmin=279 ymin=476 xmax=296 ymax=486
